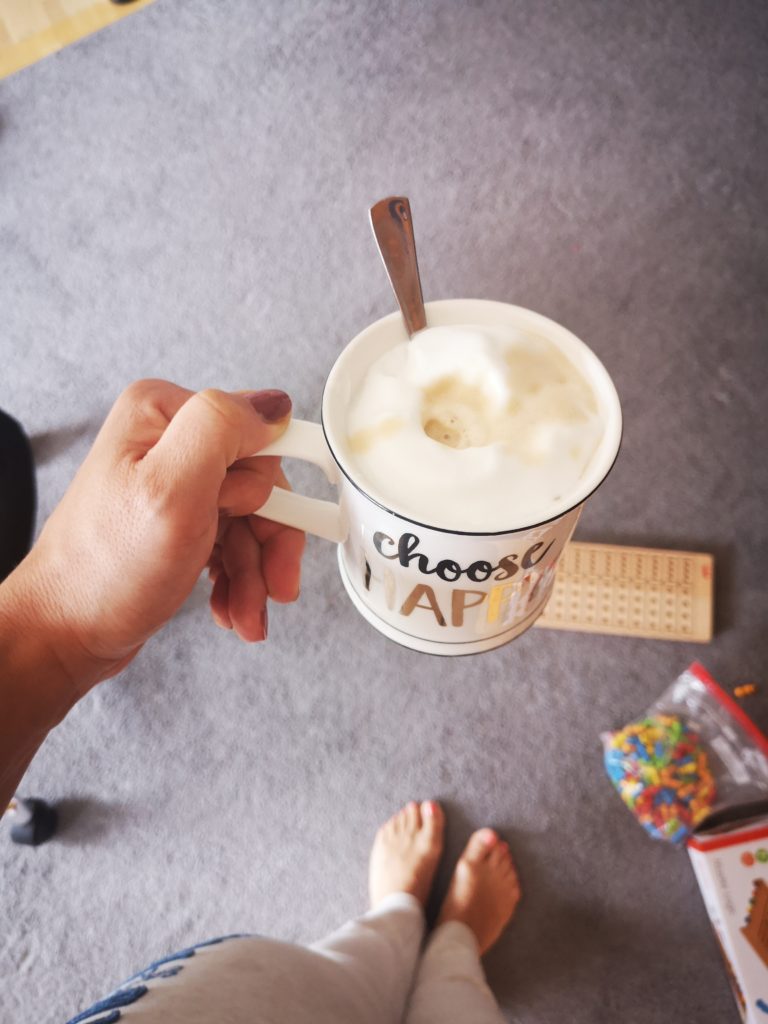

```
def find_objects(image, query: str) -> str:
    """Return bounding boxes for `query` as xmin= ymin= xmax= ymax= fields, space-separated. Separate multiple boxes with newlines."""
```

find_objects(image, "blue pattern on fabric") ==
xmin=66 ymin=985 xmax=147 ymax=1024
xmin=155 ymin=946 xmax=199 ymax=965
xmin=119 ymin=933 xmax=250 ymax=985
xmin=142 ymin=965 xmax=185 ymax=980
xmin=67 ymin=934 xmax=253 ymax=1023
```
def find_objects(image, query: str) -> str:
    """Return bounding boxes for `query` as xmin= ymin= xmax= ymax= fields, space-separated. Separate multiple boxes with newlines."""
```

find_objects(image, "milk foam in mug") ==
xmin=258 ymin=299 xmax=622 ymax=655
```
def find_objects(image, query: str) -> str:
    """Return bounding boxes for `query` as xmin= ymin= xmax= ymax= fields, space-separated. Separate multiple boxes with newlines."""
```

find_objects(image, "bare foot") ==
xmin=436 ymin=828 xmax=520 ymax=954
xmin=369 ymin=800 xmax=445 ymax=909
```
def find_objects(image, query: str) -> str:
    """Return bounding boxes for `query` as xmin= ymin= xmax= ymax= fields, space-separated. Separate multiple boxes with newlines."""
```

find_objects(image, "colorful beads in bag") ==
xmin=603 ymin=714 xmax=716 ymax=843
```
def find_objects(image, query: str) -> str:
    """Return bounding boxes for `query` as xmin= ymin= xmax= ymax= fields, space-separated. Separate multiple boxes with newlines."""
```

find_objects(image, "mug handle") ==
xmin=254 ymin=420 xmax=347 ymax=543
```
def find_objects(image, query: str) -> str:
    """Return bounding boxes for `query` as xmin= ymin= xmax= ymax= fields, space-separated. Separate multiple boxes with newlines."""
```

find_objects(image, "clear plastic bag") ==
xmin=602 ymin=663 xmax=768 ymax=844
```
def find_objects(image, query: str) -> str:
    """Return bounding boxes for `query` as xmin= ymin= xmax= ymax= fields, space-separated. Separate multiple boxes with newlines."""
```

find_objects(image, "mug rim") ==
xmin=320 ymin=298 xmax=623 ymax=537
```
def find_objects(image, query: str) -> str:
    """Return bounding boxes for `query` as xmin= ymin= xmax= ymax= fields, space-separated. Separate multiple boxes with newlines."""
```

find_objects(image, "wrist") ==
xmin=0 ymin=555 xmax=101 ymax=730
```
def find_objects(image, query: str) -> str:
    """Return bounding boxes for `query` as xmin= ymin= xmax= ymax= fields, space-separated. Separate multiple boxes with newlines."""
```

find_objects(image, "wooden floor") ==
xmin=0 ymin=0 xmax=156 ymax=79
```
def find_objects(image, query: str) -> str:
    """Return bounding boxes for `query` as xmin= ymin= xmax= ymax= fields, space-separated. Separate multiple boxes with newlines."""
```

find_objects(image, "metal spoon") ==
xmin=369 ymin=196 xmax=427 ymax=337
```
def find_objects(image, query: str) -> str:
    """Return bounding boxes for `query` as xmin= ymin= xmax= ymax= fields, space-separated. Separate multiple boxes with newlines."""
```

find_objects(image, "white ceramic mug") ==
xmin=258 ymin=299 xmax=622 ymax=655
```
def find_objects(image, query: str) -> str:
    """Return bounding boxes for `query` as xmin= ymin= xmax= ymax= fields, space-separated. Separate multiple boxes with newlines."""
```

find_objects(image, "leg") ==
xmin=69 ymin=931 xmax=416 ymax=1024
xmin=307 ymin=892 xmax=424 ymax=1020
xmin=308 ymin=800 xmax=445 ymax=1021
xmin=405 ymin=829 xmax=520 ymax=1024
xmin=66 ymin=801 xmax=445 ymax=1024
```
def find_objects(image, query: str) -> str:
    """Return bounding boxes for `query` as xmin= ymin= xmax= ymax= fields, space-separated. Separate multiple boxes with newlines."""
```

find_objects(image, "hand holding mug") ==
xmin=2 ymin=380 xmax=305 ymax=695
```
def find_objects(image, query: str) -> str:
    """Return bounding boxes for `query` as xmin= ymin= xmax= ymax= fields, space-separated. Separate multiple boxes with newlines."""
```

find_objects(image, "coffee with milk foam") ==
xmin=343 ymin=323 xmax=604 ymax=532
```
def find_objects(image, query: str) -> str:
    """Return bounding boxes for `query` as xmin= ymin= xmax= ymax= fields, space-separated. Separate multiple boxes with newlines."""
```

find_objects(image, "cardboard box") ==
xmin=688 ymin=803 xmax=768 ymax=1022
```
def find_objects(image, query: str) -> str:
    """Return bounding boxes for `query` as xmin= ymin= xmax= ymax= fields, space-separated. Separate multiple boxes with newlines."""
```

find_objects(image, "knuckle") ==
xmin=194 ymin=389 xmax=242 ymax=432
xmin=119 ymin=378 xmax=169 ymax=408
xmin=114 ymin=379 xmax=177 ymax=428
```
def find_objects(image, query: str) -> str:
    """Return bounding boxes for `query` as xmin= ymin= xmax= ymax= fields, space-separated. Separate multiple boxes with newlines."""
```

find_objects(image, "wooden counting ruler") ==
xmin=0 ymin=0 xmax=156 ymax=80
xmin=535 ymin=542 xmax=714 ymax=642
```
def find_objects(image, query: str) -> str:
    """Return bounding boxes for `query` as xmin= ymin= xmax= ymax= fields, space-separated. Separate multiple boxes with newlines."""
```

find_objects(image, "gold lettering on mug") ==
xmin=400 ymin=584 xmax=446 ymax=626
xmin=487 ymin=582 xmax=514 ymax=625
xmin=451 ymin=589 xmax=487 ymax=627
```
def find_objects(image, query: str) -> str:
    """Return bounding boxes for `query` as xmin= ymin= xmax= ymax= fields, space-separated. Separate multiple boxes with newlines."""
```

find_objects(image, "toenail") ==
xmin=480 ymin=829 xmax=498 ymax=846
xmin=423 ymin=801 xmax=436 ymax=817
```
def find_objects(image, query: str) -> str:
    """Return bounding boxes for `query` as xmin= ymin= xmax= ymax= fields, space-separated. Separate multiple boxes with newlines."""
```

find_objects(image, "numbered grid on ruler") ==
xmin=537 ymin=543 xmax=711 ymax=640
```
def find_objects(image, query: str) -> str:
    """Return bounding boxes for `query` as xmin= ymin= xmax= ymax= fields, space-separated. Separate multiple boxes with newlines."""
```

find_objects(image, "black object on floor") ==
xmin=0 ymin=410 xmax=35 ymax=582
xmin=8 ymin=799 xmax=58 ymax=846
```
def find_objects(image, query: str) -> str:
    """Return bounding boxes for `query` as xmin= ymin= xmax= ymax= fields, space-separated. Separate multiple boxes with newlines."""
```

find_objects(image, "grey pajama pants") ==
xmin=69 ymin=893 xmax=506 ymax=1024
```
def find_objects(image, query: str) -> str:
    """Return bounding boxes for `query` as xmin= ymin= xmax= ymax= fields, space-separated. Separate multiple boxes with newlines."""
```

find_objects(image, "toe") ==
xmin=504 ymin=862 xmax=521 ymax=896
xmin=489 ymin=842 xmax=508 ymax=867
xmin=413 ymin=800 xmax=424 ymax=830
xmin=405 ymin=800 xmax=420 ymax=832
xmin=463 ymin=828 xmax=498 ymax=864
xmin=421 ymin=800 xmax=444 ymax=833
xmin=420 ymin=800 xmax=445 ymax=851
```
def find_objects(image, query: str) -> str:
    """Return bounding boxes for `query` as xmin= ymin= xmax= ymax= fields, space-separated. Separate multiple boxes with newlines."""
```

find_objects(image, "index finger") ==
xmin=142 ymin=388 xmax=293 ymax=513
xmin=95 ymin=379 xmax=194 ymax=461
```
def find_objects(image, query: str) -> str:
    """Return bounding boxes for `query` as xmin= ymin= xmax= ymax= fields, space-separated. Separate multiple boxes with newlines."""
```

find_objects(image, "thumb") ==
xmin=143 ymin=388 xmax=292 ymax=511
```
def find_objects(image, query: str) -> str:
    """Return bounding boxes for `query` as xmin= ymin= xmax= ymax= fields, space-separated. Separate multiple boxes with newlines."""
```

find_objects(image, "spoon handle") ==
xmin=369 ymin=196 xmax=427 ymax=337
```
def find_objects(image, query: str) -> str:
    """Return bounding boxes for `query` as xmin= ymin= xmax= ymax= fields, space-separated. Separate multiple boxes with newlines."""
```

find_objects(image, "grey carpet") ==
xmin=1 ymin=1 xmax=767 ymax=1021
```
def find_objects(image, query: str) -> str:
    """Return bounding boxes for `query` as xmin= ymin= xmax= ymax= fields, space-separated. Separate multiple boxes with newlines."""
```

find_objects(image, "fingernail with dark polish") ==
xmin=246 ymin=390 xmax=292 ymax=424
xmin=261 ymin=606 xmax=269 ymax=641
